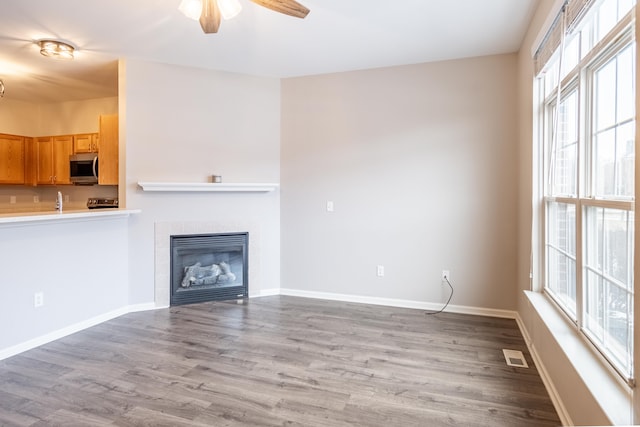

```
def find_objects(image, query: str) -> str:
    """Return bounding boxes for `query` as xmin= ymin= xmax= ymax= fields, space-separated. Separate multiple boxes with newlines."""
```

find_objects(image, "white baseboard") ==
xmin=514 ymin=313 xmax=573 ymax=427
xmin=0 ymin=303 xmax=160 ymax=361
xmin=279 ymin=288 xmax=517 ymax=319
xmin=127 ymin=302 xmax=159 ymax=313
xmin=251 ymin=288 xmax=280 ymax=298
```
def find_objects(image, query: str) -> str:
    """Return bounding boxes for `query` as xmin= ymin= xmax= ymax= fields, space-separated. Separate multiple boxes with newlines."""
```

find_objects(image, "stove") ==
xmin=87 ymin=197 xmax=119 ymax=209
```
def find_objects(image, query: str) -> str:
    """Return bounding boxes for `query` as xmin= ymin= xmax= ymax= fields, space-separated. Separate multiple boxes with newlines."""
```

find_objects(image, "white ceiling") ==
xmin=0 ymin=0 xmax=539 ymax=104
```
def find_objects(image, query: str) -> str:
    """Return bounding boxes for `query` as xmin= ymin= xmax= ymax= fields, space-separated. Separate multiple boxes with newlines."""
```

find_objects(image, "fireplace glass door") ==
xmin=170 ymin=232 xmax=248 ymax=305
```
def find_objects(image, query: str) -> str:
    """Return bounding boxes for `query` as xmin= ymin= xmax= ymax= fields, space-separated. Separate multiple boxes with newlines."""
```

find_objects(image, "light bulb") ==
xmin=178 ymin=0 xmax=202 ymax=20
xmin=218 ymin=0 xmax=242 ymax=20
xmin=179 ymin=0 xmax=241 ymax=21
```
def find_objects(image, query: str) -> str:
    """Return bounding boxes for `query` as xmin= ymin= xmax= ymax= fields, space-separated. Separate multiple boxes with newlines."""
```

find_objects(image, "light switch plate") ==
xmin=326 ymin=201 xmax=334 ymax=212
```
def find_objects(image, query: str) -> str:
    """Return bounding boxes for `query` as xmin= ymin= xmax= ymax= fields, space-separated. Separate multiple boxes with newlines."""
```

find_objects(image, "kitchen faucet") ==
xmin=56 ymin=191 xmax=63 ymax=212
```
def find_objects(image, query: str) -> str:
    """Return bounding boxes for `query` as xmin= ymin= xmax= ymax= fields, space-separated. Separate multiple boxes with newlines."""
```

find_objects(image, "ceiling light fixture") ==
xmin=179 ymin=0 xmax=308 ymax=34
xmin=39 ymin=40 xmax=75 ymax=60
xmin=179 ymin=0 xmax=242 ymax=21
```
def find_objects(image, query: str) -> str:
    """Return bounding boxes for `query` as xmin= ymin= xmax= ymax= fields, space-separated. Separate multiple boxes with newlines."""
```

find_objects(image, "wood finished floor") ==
xmin=0 ymin=296 xmax=561 ymax=426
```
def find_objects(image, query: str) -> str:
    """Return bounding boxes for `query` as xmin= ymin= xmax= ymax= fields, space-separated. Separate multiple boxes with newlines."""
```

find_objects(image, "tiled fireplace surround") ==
xmin=154 ymin=220 xmax=261 ymax=307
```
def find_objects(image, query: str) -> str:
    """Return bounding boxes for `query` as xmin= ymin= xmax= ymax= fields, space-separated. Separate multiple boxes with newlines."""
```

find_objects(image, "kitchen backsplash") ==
xmin=0 ymin=185 xmax=118 ymax=213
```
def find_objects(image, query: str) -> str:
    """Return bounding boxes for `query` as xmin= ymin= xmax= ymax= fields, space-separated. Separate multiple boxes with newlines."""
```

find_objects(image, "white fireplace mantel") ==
xmin=138 ymin=182 xmax=279 ymax=193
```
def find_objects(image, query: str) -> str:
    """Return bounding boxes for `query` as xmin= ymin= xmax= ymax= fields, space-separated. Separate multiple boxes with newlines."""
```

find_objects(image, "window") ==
xmin=583 ymin=206 xmax=634 ymax=371
xmin=537 ymin=0 xmax=636 ymax=383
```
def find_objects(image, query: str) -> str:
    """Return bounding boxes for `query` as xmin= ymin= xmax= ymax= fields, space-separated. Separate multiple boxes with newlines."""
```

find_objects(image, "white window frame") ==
xmin=538 ymin=4 xmax=636 ymax=385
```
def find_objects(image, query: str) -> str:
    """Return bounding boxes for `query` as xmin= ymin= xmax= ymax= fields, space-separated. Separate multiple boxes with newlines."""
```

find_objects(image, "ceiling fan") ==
xmin=185 ymin=0 xmax=310 ymax=34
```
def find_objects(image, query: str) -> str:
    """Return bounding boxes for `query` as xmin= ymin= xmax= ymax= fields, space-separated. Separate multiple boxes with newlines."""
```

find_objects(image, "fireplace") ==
xmin=170 ymin=232 xmax=248 ymax=305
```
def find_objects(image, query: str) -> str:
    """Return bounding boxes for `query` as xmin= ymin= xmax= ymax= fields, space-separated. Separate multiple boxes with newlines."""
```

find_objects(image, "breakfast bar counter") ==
xmin=0 ymin=208 xmax=140 ymax=226
xmin=0 ymin=207 xmax=139 ymax=359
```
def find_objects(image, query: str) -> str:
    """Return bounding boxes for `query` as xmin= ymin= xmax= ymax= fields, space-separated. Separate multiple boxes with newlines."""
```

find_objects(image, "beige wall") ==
xmin=281 ymin=54 xmax=519 ymax=309
xmin=0 ymin=96 xmax=117 ymax=137
xmin=0 ymin=99 xmax=37 ymax=135
xmin=35 ymin=97 xmax=118 ymax=136
xmin=635 ymin=4 xmax=640 ymax=421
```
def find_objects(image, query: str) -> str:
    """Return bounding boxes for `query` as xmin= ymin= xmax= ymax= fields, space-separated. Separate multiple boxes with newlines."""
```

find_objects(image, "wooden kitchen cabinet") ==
xmin=98 ymin=114 xmax=118 ymax=185
xmin=74 ymin=133 xmax=98 ymax=153
xmin=0 ymin=133 xmax=25 ymax=184
xmin=36 ymin=135 xmax=73 ymax=185
xmin=24 ymin=137 xmax=36 ymax=186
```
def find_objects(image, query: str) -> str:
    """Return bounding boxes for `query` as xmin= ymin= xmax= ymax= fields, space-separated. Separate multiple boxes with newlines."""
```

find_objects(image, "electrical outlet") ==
xmin=64 ymin=194 xmax=69 ymax=203
xmin=377 ymin=265 xmax=385 ymax=277
xmin=34 ymin=292 xmax=44 ymax=308
xmin=442 ymin=270 xmax=450 ymax=281
xmin=9 ymin=195 xmax=16 ymax=204
xmin=33 ymin=195 xmax=39 ymax=203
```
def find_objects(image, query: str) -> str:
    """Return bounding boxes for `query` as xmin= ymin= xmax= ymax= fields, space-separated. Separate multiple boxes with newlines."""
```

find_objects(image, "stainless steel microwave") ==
xmin=69 ymin=153 xmax=98 ymax=185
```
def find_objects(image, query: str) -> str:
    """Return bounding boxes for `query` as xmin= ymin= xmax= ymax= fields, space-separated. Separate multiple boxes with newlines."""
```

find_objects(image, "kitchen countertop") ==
xmin=0 ymin=208 xmax=141 ymax=226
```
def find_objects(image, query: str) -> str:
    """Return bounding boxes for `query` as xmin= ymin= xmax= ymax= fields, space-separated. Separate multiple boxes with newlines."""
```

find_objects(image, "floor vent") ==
xmin=502 ymin=349 xmax=529 ymax=368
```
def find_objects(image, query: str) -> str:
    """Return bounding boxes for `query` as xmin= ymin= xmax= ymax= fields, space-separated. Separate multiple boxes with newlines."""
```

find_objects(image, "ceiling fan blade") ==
xmin=249 ymin=0 xmax=310 ymax=18
xmin=200 ymin=0 xmax=222 ymax=33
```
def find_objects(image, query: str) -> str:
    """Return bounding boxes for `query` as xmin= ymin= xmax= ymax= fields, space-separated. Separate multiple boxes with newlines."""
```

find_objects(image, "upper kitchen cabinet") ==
xmin=74 ymin=133 xmax=99 ymax=153
xmin=24 ymin=137 xmax=36 ymax=186
xmin=0 ymin=133 xmax=25 ymax=184
xmin=98 ymin=114 xmax=118 ymax=185
xmin=36 ymin=135 xmax=73 ymax=185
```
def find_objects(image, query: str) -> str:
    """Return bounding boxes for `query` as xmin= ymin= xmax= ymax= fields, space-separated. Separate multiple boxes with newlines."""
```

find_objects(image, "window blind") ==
xmin=565 ymin=0 xmax=597 ymax=31
xmin=533 ymin=0 xmax=598 ymax=75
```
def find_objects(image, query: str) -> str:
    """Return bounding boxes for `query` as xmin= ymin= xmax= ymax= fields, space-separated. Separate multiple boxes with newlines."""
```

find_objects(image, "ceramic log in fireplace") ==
xmin=170 ymin=232 xmax=248 ymax=305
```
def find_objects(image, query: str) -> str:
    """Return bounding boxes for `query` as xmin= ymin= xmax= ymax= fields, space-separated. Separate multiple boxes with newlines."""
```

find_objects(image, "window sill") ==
xmin=524 ymin=291 xmax=632 ymax=426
